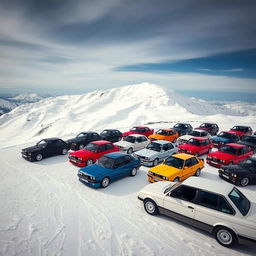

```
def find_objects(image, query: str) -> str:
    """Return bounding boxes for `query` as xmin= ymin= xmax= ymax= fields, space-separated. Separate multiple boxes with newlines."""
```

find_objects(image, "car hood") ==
xmin=196 ymin=127 xmax=210 ymax=132
xmin=123 ymin=131 xmax=137 ymax=136
xmin=238 ymin=140 xmax=255 ymax=148
xmin=139 ymin=181 xmax=175 ymax=195
xmin=222 ymin=165 xmax=246 ymax=174
xmin=179 ymin=135 xmax=192 ymax=141
xmin=67 ymin=137 xmax=82 ymax=144
xmin=208 ymin=151 xmax=234 ymax=161
xmin=230 ymin=130 xmax=244 ymax=136
xmin=22 ymin=145 xmax=43 ymax=153
xmin=179 ymin=144 xmax=199 ymax=151
xmin=135 ymin=148 xmax=159 ymax=158
xmin=211 ymin=136 xmax=229 ymax=143
xmin=150 ymin=164 xmax=180 ymax=177
xmin=79 ymin=164 xmax=111 ymax=177
xmin=115 ymin=140 xmax=133 ymax=148
xmin=149 ymin=134 xmax=169 ymax=140
xmin=70 ymin=149 xmax=93 ymax=158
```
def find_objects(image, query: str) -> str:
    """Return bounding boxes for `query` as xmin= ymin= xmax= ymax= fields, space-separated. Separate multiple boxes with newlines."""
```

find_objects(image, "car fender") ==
xmin=212 ymin=222 xmax=238 ymax=235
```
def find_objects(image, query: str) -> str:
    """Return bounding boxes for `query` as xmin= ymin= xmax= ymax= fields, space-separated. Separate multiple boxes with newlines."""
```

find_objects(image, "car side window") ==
xmin=137 ymin=137 xmax=142 ymax=143
xmin=141 ymin=136 xmax=147 ymax=142
xmin=106 ymin=143 xmax=114 ymax=150
xmin=162 ymin=144 xmax=168 ymax=151
xmin=124 ymin=155 xmax=132 ymax=164
xmin=114 ymin=157 xmax=125 ymax=168
xmin=185 ymin=159 xmax=193 ymax=167
xmin=55 ymin=140 xmax=64 ymax=146
xmin=92 ymin=133 xmax=100 ymax=140
xmin=170 ymin=185 xmax=197 ymax=202
xmin=190 ymin=157 xmax=199 ymax=165
xmin=98 ymin=145 xmax=106 ymax=152
xmin=167 ymin=143 xmax=174 ymax=150
xmin=237 ymin=148 xmax=243 ymax=155
xmin=242 ymin=147 xmax=249 ymax=154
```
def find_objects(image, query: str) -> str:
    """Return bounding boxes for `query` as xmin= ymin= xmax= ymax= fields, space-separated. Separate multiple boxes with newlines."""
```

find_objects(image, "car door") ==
xmin=193 ymin=190 xmax=235 ymax=231
xmin=163 ymin=185 xmax=198 ymax=225
xmin=45 ymin=141 xmax=57 ymax=156
xmin=114 ymin=156 xmax=133 ymax=178
xmin=159 ymin=144 xmax=170 ymax=161
xmin=134 ymin=137 xmax=142 ymax=151
xmin=97 ymin=144 xmax=107 ymax=159
xmin=183 ymin=158 xmax=194 ymax=180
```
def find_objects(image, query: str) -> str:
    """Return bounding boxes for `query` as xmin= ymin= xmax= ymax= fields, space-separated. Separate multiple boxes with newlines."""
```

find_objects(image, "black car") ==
xmin=196 ymin=122 xmax=219 ymax=135
xmin=67 ymin=131 xmax=102 ymax=150
xmin=238 ymin=135 xmax=256 ymax=153
xmin=21 ymin=138 xmax=69 ymax=161
xmin=172 ymin=123 xmax=193 ymax=136
xmin=100 ymin=129 xmax=123 ymax=143
xmin=219 ymin=156 xmax=256 ymax=186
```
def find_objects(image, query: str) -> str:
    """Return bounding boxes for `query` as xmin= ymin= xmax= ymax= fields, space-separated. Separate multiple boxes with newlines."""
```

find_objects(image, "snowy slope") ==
xmin=0 ymin=82 xmax=254 ymax=148
xmin=0 ymin=83 xmax=256 ymax=256
xmin=0 ymin=98 xmax=18 ymax=115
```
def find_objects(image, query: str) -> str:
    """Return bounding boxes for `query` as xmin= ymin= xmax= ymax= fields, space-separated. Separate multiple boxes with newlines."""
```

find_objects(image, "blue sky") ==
xmin=0 ymin=0 xmax=256 ymax=99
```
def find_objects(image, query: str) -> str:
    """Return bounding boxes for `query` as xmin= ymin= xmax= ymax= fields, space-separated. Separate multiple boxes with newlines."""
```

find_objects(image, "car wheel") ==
xmin=153 ymin=158 xmax=159 ymax=166
xmin=130 ymin=167 xmax=137 ymax=176
xmin=127 ymin=148 xmax=133 ymax=154
xmin=86 ymin=158 xmax=93 ymax=166
xmin=79 ymin=144 xmax=84 ymax=150
xmin=101 ymin=177 xmax=110 ymax=188
xmin=195 ymin=168 xmax=201 ymax=176
xmin=61 ymin=148 xmax=68 ymax=155
xmin=36 ymin=154 xmax=43 ymax=161
xmin=173 ymin=177 xmax=180 ymax=182
xmin=240 ymin=177 xmax=250 ymax=187
xmin=144 ymin=199 xmax=159 ymax=215
xmin=214 ymin=226 xmax=236 ymax=247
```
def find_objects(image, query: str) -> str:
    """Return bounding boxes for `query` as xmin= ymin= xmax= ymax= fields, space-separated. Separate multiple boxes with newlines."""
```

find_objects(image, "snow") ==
xmin=0 ymin=83 xmax=256 ymax=256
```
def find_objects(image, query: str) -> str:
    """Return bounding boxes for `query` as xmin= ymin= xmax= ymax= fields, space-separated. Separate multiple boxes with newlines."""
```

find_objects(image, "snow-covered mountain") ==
xmin=0 ymin=82 xmax=255 ymax=148
xmin=0 ymin=93 xmax=48 ymax=115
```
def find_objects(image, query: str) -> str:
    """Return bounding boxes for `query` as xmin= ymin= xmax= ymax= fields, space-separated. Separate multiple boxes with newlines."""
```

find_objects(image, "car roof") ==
xmin=102 ymin=129 xmax=119 ymax=132
xmin=231 ymin=125 xmax=251 ymax=128
xmin=226 ymin=143 xmax=247 ymax=148
xmin=127 ymin=134 xmax=146 ymax=138
xmin=104 ymin=152 xmax=127 ymax=159
xmin=78 ymin=131 xmax=96 ymax=134
xmin=151 ymin=140 xmax=173 ymax=145
xmin=194 ymin=129 xmax=208 ymax=132
xmin=132 ymin=126 xmax=148 ymax=128
xmin=200 ymin=122 xmax=216 ymax=125
xmin=172 ymin=153 xmax=195 ymax=160
xmin=174 ymin=122 xmax=190 ymax=125
xmin=183 ymin=177 xmax=234 ymax=195
xmin=90 ymin=140 xmax=113 ymax=145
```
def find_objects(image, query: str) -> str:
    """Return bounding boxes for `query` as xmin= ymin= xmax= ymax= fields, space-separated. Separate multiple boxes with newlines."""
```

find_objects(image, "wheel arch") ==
xmin=212 ymin=223 xmax=238 ymax=237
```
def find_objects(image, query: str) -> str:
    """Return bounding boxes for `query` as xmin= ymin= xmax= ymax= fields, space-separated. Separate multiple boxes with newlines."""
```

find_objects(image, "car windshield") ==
xmin=37 ymin=140 xmax=47 ymax=146
xmin=218 ymin=132 xmax=231 ymax=138
xmin=101 ymin=130 xmax=109 ymax=135
xmin=77 ymin=133 xmax=87 ymax=138
xmin=130 ymin=127 xmax=143 ymax=132
xmin=242 ymin=136 xmax=256 ymax=143
xmin=188 ymin=138 xmax=200 ymax=146
xmin=97 ymin=156 xmax=115 ymax=169
xmin=239 ymin=158 xmax=256 ymax=168
xmin=174 ymin=124 xmax=185 ymax=128
xmin=228 ymin=187 xmax=250 ymax=216
xmin=164 ymin=156 xmax=184 ymax=169
xmin=146 ymin=142 xmax=161 ymax=152
xmin=157 ymin=129 xmax=168 ymax=135
xmin=124 ymin=136 xmax=136 ymax=143
xmin=231 ymin=126 xmax=247 ymax=132
xmin=189 ymin=130 xmax=201 ymax=136
xmin=85 ymin=143 xmax=98 ymax=152
xmin=219 ymin=146 xmax=237 ymax=155
xmin=200 ymin=123 xmax=211 ymax=128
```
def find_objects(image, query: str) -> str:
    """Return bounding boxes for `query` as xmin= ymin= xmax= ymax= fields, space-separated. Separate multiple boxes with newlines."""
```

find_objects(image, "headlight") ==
xmin=231 ymin=173 xmax=237 ymax=178
xmin=148 ymin=171 xmax=153 ymax=175
xmin=78 ymin=157 xmax=82 ymax=161
xmin=163 ymin=176 xmax=169 ymax=180
xmin=220 ymin=159 xmax=226 ymax=163
xmin=90 ymin=176 xmax=96 ymax=180
xmin=28 ymin=153 xmax=31 ymax=156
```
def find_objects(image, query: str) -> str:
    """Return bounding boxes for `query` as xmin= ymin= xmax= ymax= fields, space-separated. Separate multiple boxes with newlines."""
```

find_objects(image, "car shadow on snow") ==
xmin=156 ymin=214 xmax=256 ymax=254
xmin=31 ymin=154 xmax=70 ymax=165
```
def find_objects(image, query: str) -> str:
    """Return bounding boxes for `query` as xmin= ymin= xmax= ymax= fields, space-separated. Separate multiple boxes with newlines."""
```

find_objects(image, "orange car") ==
xmin=149 ymin=128 xmax=179 ymax=142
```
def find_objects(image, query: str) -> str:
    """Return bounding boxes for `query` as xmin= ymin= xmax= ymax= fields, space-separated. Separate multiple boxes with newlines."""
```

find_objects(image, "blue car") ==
xmin=210 ymin=131 xmax=239 ymax=148
xmin=77 ymin=152 xmax=141 ymax=188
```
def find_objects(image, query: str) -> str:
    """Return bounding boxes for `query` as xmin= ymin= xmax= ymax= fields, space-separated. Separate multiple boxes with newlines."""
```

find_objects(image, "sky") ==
xmin=0 ymin=0 xmax=256 ymax=99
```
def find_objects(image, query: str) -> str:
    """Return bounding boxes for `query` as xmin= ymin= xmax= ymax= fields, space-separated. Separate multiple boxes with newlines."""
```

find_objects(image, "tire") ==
xmin=144 ymin=199 xmax=159 ymax=215
xmin=130 ymin=167 xmax=137 ymax=176
xmin=79 ymin=144 xmax=84 ymax=150
xmin=214 ymin=226 xmax=236 ymax=247
xmin=173 ymin=177 xmax=180 ymax=182
xmin=61 ymin=148 xmax=68 ymax=155
xmin=86 ymin=158 xmax=93 ymax=166
xmin=101 ymin=177 xmax=110 ymax=188
xmin=127 ymin=148 xmax=133 ymax=154
xmin=195 ymin=168 xmax=201 ymax=177
xmin=240 ymin=177 xmax=250 ymax=187
xmin=35 ymin=154 xmax=43 ymax=161
xmin=153 ymin=158 xmax=159 ymax=166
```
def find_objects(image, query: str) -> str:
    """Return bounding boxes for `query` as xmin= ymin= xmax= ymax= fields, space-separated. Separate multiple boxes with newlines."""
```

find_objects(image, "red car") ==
xmin=178 ymin=137 xmax=213 ymax=156
xmin=69 ymin=140 xmax=119 ymax=167
xmin=207 ymin=143 xmax=253 ymax=168
xmin=229 ymin=125 xmax=253 ymax=138
xmin=123 ymin=126 xmax=154 ymax=138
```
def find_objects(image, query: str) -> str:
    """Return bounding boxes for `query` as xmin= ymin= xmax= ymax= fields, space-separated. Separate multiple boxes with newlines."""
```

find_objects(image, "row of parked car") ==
xmin=20 ymin=122 xmax=256 ymax=247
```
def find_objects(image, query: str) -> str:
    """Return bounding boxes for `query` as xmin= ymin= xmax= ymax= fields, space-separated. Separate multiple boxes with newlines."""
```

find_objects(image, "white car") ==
xmin=133 ymin=140 xmax=178 ymax=166
xmin=177 ymin=129 xmax=210 ymax=145
xmin=138 ymin=177 xmax=256 ymax=247
xmin=115 ymin=134 xmax=149 ymax=154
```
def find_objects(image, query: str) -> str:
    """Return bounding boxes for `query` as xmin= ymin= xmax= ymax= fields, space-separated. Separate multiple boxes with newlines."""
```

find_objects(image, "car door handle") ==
xmin=187 ymin=206 xmax=194 ymax=210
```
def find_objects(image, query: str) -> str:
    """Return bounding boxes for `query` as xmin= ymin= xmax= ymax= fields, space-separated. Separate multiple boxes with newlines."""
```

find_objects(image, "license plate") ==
xmin=80 ymin=177 xmax=88 ymax=183
xmin=222 ymin=174 xmax=230 ymax=180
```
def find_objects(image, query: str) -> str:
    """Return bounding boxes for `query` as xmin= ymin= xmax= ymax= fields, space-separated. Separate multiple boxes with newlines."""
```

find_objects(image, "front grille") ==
xmin=69 ymin=155 xmax=82 ymax=162
xmin=138 ymin=155 xmax=146 ymax=160
xmin=78 ymin=172 xmax=90 ymax=180
xmin=151 ymin=173 xmax=165 ymax=180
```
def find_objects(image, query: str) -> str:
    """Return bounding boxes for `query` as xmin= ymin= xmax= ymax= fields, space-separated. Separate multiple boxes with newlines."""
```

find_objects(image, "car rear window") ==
xmin=228 ymin=188 xmax=250 ymax=216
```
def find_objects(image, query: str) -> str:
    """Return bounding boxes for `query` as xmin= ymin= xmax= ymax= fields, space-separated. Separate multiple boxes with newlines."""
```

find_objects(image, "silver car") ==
xmin=133 ymin=140 xmax=178 ymax=166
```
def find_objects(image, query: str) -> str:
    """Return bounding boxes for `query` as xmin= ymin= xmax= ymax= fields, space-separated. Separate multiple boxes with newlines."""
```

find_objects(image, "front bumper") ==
xmin=21 ymin=153 xmax=33 ymax=161
xmin=77 ymin=173 xmax=101 ymax=188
